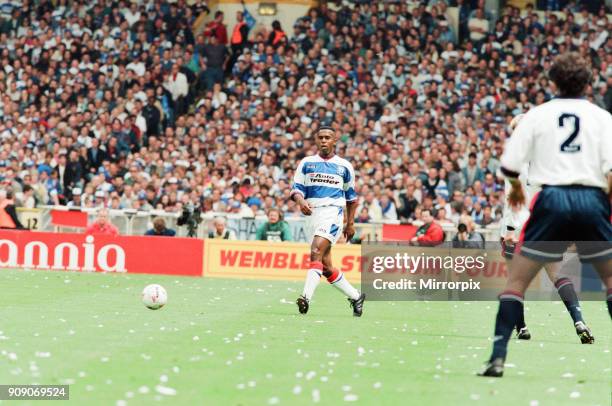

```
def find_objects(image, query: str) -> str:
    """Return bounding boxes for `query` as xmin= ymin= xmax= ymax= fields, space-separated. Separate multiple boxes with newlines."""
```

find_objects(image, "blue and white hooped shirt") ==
xmin=291 ymin=154 xmax=358 ymax=208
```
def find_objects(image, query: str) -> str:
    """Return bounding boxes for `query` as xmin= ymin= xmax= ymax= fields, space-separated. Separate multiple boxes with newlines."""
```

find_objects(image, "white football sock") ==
xmin=302 ymin=268 xmax=322 ymax=300
xmin=328 ymin=271 xmax=360 ymax=300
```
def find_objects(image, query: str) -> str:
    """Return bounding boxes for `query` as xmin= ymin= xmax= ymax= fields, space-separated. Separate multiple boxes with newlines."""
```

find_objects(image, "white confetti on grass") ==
xmin=561 ymin=372 xmax=574 ymax=378
xmin=268 ymin=397 xmax=280 ymax=405
xmin=306 ymin=371 xmax=316 ymax=380
xmin=159 ymin=375 xmax=168 ymax=383
xmin=35 ymin=352 xmax=51 ymax=358
xmin=569 ymin=392 xmax=580 ymax=399
xmin=312 ymin=389 xmax=320 ymax=403
xmin=373 ymin=382 xmax=382 ymax=389
xmin=116 ymin=400 xmax=126 ymax=406
xmin=292 ymin=385 xmax=302 ymax=395
xmin=470 ymin=394 xmax=480 ymax=400
xmin=344 ymin=394 xmax=358 ymax=402
xmin=236 ymin=383 xmax=245 ymax=390
xmin=341 ymin=385 xmax=351 ymax=392
xmin=155 ymin=385 xmax=177 ymax=396
xmin=138 ymin=386 xmax=150 ymax=394
xmin=530 ymin=400 xmax=539 ymax=406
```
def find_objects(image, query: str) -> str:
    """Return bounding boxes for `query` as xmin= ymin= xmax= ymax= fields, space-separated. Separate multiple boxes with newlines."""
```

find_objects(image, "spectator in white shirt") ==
xmin=468 ymin=9 xmax=489 ymax=44
xmin=163 ymin=64 xmax=189 ymax=117
xmin=122 ymin=3 xmax=141 ymax=27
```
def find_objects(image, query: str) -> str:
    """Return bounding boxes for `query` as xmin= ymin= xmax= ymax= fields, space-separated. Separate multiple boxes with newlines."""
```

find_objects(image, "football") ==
xmin=142 ymin=284 xmax=167 ymax=310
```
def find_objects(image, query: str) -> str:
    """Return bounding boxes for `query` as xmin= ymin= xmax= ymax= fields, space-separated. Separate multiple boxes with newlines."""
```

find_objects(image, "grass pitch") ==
xmin=0 ymin=269 xmax=609 ymax=405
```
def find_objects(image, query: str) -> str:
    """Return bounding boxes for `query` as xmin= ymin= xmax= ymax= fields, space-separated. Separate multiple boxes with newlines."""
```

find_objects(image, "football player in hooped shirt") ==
xmin=291 ymin=126 xmax=366 ymax=316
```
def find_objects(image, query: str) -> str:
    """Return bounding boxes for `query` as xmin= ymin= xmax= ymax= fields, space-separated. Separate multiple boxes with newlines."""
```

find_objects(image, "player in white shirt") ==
xmin=500 ymin=114 xmax=593 ymax=343
xmin=481 ymin=52 xmax=612 ymax=378
xmin=291 ymin=126 xmax=365 ymax=316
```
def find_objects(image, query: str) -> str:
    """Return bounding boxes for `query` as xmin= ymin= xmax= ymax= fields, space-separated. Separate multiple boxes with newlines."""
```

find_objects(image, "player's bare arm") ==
xmin=344 ymin=199 xmax=357 ymax=241
xmin=507 ymin=178 xmax=526 ymax=209
xmin=292 ymin=192 xmax=312 ymax=215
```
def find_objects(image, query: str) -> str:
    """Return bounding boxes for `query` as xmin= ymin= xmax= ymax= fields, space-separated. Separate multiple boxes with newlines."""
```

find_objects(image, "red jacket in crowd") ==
xmin=415 ymin=221 xmax=445 ymax=246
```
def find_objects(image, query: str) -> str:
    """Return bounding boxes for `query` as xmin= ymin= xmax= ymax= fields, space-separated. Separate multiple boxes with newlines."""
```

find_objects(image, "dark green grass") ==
xmin=0 ymin=269 xmax=609 ymax=405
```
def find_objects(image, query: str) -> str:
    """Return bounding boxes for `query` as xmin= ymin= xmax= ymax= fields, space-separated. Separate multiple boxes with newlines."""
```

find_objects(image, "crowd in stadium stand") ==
xmin=0 ymin=0 xmax=610 ymax=236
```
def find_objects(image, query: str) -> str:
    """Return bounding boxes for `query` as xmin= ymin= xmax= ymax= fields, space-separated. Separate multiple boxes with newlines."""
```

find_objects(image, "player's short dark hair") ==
xmin=548 ymin=52 xmax=592 ymax=98
xmin=314 ymin=125 xmax=334 ymax=135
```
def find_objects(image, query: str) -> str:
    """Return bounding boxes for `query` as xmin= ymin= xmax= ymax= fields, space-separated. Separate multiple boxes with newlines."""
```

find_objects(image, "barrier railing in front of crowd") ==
xmin=20 ymin=206 xmax=501 ymax=242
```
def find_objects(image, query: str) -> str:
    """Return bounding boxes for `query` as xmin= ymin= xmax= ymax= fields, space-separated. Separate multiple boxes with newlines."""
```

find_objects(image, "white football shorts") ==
xmin=305 ymin=206 xmax=344 ymax=245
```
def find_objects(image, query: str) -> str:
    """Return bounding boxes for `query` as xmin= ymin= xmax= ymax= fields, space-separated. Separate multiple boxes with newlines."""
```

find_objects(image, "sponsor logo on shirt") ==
xmin=308 ymin=173 xmax=341 ymax=185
